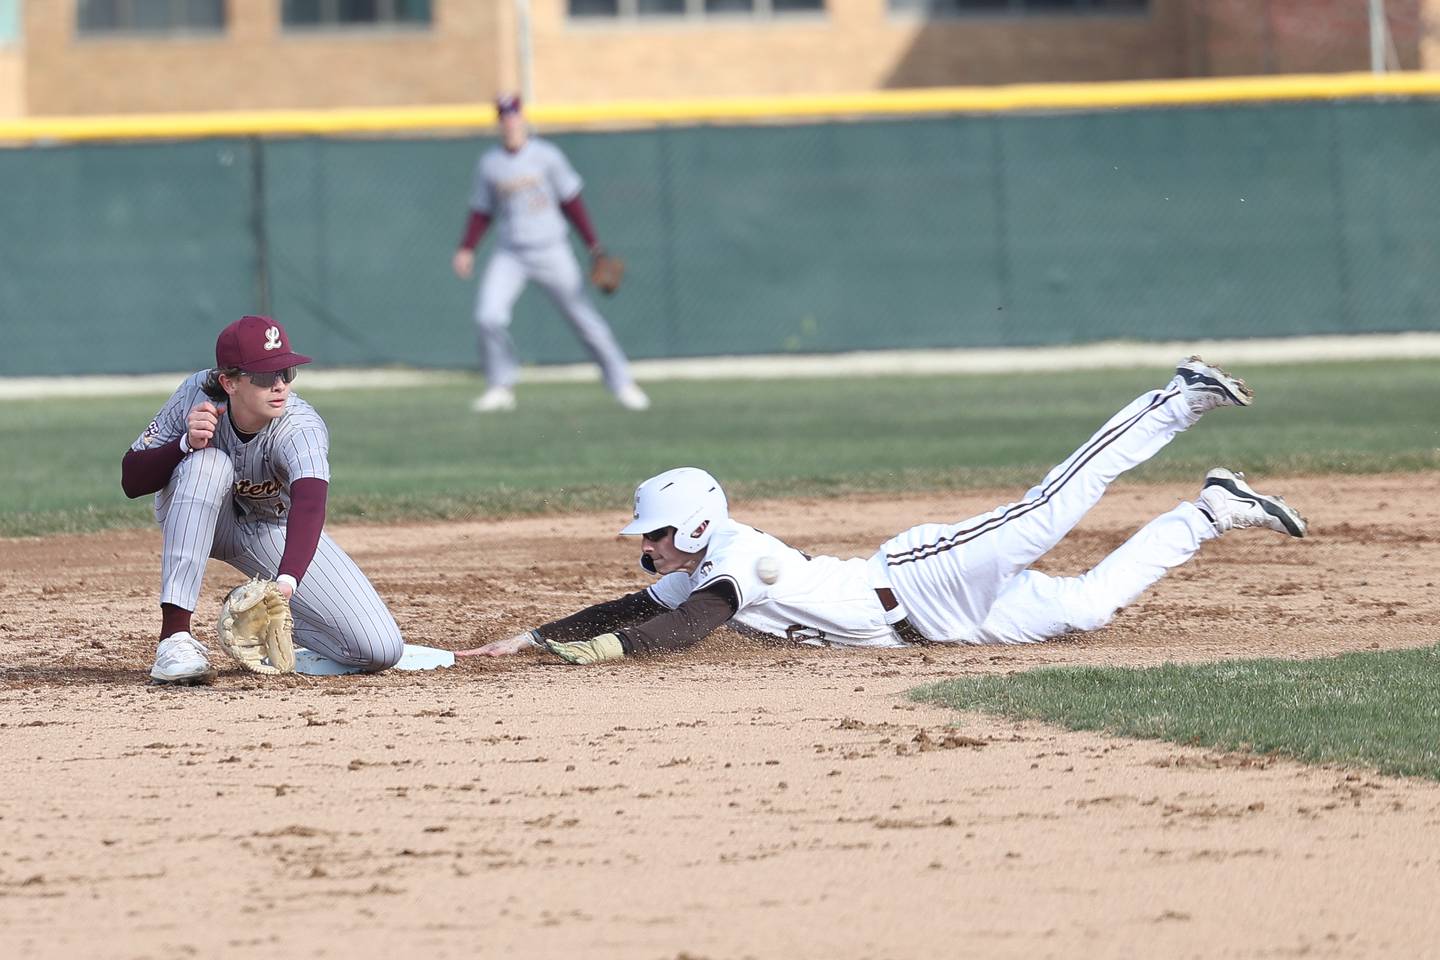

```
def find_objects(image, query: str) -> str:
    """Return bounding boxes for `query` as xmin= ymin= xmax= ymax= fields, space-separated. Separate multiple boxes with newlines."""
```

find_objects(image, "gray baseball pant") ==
xmin=474 ymin=243 xmax=635 ymax=393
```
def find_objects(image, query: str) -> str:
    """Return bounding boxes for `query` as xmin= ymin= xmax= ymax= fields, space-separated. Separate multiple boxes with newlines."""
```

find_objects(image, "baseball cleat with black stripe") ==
xmin=1197 ymin=468 xmax=1308 ymax=538
xmin=1174 ymin=356 xmax=1254 ymax=413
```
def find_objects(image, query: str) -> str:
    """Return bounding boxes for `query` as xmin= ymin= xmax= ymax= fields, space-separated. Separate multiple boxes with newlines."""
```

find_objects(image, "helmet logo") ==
xmin=689 ymin=520 xmax=709 ymax=540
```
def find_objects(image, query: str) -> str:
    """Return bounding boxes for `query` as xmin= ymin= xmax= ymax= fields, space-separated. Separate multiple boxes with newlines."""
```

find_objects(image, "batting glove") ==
xmin=539 ymin=632 xmax=626 ymax=665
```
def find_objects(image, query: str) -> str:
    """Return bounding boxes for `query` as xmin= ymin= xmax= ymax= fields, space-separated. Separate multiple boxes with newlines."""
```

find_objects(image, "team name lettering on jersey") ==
xmin=234 ymin=478 xmax=283 ymax=499
xmin=497 ymin=175 xmax=543 ymax=198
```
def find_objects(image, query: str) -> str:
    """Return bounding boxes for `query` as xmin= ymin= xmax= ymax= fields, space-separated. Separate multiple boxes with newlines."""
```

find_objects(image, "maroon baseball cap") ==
xmin=215 ymin=316 xmax=312 ymax=373
xmin=496 ymin=92 xmax=522 ymax=116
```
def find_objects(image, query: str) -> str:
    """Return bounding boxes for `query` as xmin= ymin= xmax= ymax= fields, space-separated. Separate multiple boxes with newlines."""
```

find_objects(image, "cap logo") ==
xmin=263 ymin=326 xmax=283 ymax=351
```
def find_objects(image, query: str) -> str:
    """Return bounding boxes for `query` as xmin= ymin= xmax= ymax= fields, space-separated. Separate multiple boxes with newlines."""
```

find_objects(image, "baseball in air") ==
xmin=755 ymin=556 xmax=781 ymax=585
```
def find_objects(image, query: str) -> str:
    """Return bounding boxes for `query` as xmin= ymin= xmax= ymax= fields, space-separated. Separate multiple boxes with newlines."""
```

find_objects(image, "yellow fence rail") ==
xmin=4 ymin=71 xmax=1440 ymax=144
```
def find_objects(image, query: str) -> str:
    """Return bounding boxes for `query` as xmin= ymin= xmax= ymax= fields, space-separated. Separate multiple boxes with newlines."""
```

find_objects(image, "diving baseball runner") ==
xmin=122 ymin=315 xmax=404 ymax=683
xmin=452 ymin=92 xmax=649 ymax=414
xmin=463 ymin=358 xmax=1308 ymax=663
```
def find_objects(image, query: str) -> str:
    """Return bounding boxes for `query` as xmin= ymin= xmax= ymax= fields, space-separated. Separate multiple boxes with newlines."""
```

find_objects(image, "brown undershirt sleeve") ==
xmin=534 ymin=589 xmax=669 ymax=644
xmin=615 ymin=581 xmax=740 ymax=656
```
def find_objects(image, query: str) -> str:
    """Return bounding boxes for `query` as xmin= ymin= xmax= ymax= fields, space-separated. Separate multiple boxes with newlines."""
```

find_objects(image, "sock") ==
xmin=161 ymin=603 xmax=192 ymax=640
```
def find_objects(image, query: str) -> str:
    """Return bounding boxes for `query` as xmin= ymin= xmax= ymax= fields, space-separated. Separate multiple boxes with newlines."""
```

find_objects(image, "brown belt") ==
xmin=875 ymin=587 xmax=929 ymax=644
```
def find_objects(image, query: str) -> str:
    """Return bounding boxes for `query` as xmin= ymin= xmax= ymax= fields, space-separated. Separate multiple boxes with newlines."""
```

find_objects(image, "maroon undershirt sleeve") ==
xmin=277 ymin=477 xmax=328 ymax=583
xmin=121 ymin=438 xmax=187 ymax=499
xmin=459 ymin=210 xmax=492 ymax=251
xmin=559 ymin=195 xmax=600 ymax=252
xmin=615 ymin=581 xmax=741 ymax=656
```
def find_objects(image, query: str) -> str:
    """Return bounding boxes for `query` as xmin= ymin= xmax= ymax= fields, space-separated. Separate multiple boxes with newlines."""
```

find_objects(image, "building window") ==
xmin=569 ymin=0 xmax=823 ymax=20
xmin=282 ymin=0 xmax=433 ymax=29
xmin=77 ymin=0 xmax=226 ymax=35
xmin=889 ymin=0 xmax=1146 ymax=14
xmin=0 ymin=0 xmax=20 ymax=46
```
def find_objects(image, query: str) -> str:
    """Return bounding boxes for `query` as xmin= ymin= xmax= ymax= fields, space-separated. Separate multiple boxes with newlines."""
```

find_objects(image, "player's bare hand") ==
xmin=455 ymin=630 xmax=537 ymax=658
xmin=452 ymin=248 xmax=475 ymax=280
xmin=186 ymin=401 xmax=225 ymax=450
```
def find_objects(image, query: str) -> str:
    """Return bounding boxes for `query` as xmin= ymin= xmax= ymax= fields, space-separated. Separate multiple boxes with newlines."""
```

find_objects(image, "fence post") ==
xmin=249 ymin=135 xmax=272 ymax=315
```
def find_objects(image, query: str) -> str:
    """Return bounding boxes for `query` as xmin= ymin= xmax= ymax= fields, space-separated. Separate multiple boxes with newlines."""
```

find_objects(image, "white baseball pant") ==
xmin=880 ymin=381 xmax=1204 ymax=643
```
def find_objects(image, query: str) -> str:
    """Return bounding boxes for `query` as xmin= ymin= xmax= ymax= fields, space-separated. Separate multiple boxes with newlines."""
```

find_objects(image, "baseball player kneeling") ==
xmin=460 ymin=358 xmax=1306 ymax=663
xmin=122 ymin=315 xmax=404 ymax=683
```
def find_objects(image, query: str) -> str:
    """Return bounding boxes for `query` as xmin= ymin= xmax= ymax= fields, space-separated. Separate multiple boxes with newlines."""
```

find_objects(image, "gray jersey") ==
xmin=469 ymin=136 xmax=583 ymax=249
xmin=133 ymin=370 xmax=330 ymax=523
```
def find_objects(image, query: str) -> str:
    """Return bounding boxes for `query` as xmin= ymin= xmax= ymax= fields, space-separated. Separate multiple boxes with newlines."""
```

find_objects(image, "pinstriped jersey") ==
xmin=133 ymin=370 xmax=330 ymax=523
xmin=469 ymin=136 xmax=583 ymax=249
xmin=647 ymin=519 xmax=902 ymax=648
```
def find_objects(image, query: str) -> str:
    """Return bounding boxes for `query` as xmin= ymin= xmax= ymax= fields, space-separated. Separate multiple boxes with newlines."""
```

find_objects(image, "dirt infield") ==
xmin=3 ymin=473 xmax=1439 ymax=959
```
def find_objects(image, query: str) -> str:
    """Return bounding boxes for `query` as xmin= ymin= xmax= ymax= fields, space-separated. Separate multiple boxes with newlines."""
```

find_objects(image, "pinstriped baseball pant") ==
xmin=155 ymin=448 xmax=403 ymax=670
xmin=880 ymin=381 xmax=1204 ymax=644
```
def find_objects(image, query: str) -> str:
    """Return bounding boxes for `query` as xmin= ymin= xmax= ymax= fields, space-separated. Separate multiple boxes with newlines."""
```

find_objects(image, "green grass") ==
xmin=3 ymin=358 xmax=1438 ymax=536
xmin=911 ymin=646 xmax=1440 ymax=780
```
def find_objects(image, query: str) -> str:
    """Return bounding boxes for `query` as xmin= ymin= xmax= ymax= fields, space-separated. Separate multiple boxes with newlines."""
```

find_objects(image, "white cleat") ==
xmin=615 ymin=383 xmax=651 ymax=412
xmin=1173 ymin=356 xmax=1254 ymax=415
xmin=1197 ymin=468 xmax=1308 ymax=538
xmin=471 ymin=385 xmax=516 ymax=413
xmin=149 ymin=631 xmax=217 ymax=685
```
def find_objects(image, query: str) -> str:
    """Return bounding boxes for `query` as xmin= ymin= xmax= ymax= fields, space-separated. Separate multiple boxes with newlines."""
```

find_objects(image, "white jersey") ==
xmin=647 ymin=519 xmax=904 ymax=648
xmin=132 ymin=370 xmax=330 ymax=524
xmin=469 ymin=136 xmax=583 ymax=249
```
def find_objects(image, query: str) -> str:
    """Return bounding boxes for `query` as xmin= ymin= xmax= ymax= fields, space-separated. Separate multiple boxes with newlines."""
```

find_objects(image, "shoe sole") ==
xmin=148 ymin=666 xmax=218 ymax=685
xmin=1203 ymin=470 xmax=1308 ymax=538
xmin=1178 ymin=356 xmax=1254 ymax=407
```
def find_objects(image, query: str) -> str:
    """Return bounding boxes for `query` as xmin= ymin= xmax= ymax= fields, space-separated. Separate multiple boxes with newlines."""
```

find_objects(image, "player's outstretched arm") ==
xmin=537 ymin=583 xmax=740 ymax=665
xmin=456 ymin=630 xmax=540 ymax=658
xmin=458 ymin=585 xmax=735 ymax=663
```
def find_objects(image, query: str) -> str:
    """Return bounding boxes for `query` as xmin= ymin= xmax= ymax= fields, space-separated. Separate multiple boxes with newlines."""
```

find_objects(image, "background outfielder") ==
xmin=122 ymin=315 xmax=404 ymax=683
xmin=452 ymin=92 xmax=650 ymax=414
xmin=463 ymin=358 xmax=1307 ymax=663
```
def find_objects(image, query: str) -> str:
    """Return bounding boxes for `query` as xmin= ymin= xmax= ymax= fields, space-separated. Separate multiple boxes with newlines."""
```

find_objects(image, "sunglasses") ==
xmin=243 ymin=367 xmax=298 ymax=389
xmin=641 ymin=527 xmax=674 ymax=543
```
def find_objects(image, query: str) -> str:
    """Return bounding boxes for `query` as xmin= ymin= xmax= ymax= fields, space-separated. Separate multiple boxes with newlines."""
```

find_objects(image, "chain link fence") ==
xmin=4 ymin=92 xmax=1439 ymax=376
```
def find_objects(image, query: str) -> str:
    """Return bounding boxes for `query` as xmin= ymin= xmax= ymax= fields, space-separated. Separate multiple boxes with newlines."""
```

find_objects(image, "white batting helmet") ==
xmin=620 ymin=467 xmax=728 ymax=553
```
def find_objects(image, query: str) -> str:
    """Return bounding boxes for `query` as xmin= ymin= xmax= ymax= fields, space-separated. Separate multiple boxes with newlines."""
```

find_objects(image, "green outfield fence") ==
xmin=4 ymin=75 xmax=1440 ymax=377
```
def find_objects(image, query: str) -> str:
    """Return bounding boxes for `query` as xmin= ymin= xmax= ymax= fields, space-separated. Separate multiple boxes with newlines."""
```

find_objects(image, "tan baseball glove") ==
xmin=589 ymin=251 xmax=625 ymax=295
xmin=538 ymin=632 xmax=625 ymax=665
xmin=217 ymin=578 xmax=296 ymax=675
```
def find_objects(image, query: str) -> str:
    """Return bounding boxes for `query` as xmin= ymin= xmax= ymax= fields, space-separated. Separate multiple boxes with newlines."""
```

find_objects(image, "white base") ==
xmin=292 ymin=644 xmax=456 ymax=676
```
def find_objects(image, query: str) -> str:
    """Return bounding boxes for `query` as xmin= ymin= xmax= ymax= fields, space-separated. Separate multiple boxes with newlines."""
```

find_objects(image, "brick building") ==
xmin=0 ymin=0 xmax=1434 ymax=118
